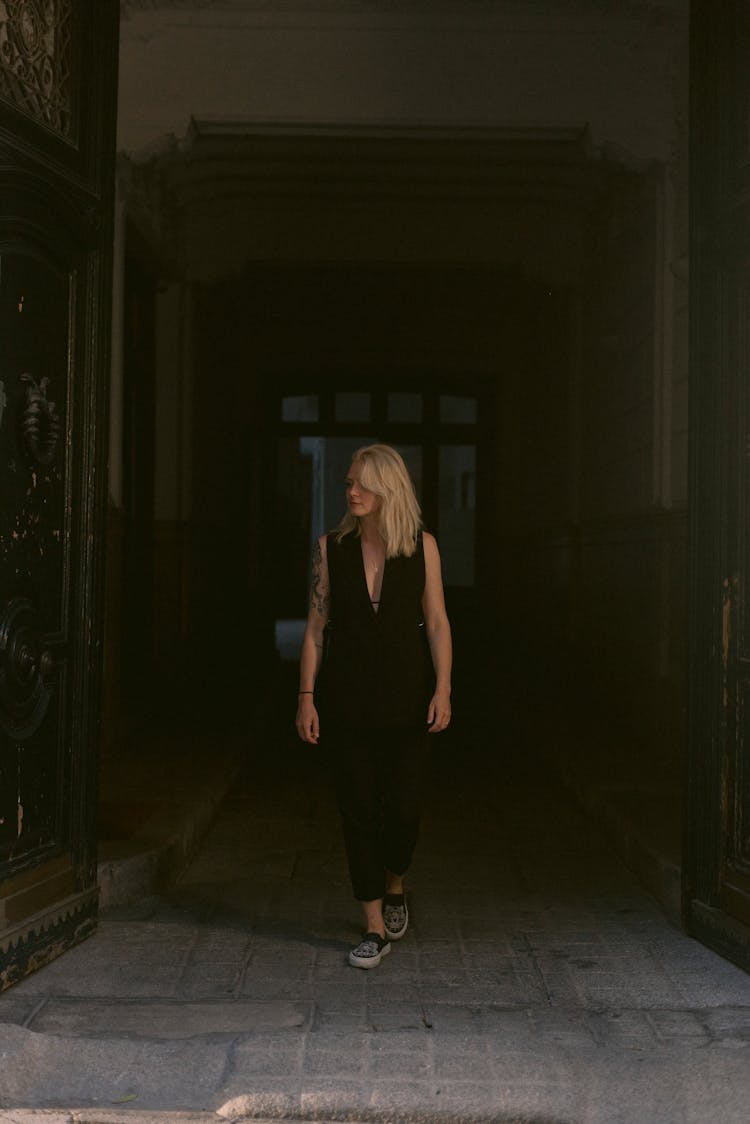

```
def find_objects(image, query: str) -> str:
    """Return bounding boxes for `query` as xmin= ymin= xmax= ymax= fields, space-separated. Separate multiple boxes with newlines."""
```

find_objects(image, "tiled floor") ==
xmin=3 ymin=733 xmax=750 ymax=1122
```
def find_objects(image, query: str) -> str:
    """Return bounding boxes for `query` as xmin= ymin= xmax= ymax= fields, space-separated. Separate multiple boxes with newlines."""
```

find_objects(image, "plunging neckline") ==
xmin=360 ymin=539 xmax=386 ymax=615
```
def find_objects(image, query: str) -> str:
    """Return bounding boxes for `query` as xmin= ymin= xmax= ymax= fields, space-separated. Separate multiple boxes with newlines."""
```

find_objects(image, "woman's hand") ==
xmin=427 ymin=689 xmax=451 ymax=733
xmin=296 ymin=695 xmax=320 ymax=744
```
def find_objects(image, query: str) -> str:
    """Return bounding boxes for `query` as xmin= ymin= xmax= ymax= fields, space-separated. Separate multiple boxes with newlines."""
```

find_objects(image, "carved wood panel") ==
xmin=0 ymin=0 xmax=118 ymax=991
xmin=0 ymin=0 xmax=73 ymax=139
xmin=0 ymin=251 xmax=71 ymax=869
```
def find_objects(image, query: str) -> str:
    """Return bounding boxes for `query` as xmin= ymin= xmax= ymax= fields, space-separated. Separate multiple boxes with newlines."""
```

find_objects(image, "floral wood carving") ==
xmin=0 ymin=0 xmax=73 ymax=137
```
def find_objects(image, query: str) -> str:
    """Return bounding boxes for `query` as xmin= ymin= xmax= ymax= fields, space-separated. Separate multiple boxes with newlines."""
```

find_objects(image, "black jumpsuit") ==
xmin=322 ymin=531 xmax=432 ymax=901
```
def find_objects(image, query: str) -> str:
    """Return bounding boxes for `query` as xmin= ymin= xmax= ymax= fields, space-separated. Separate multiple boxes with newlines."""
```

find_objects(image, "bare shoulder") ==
xmin=422 ymin=531 xmax=440 ymax=561
xmin=421 ymin=531 xmax=447 ymax=616
xmin=422 ymin=533 xmax=445 ymax=586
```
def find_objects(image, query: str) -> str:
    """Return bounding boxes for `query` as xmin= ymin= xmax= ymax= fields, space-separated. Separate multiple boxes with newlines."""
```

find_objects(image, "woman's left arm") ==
xmin=422 ymin=532 xmax=452 ymax=733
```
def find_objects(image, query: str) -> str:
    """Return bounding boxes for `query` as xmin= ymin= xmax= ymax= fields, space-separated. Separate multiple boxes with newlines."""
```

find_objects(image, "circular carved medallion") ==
xmin=0 ymin=598 xmax=52 ymax=740
xmin=15 ymin=2 xmax=43 ymax=59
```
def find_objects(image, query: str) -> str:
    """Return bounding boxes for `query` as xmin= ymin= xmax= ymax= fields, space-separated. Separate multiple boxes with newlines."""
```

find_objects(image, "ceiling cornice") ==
xmin=139 ymin=119 xmax=609 ymax=212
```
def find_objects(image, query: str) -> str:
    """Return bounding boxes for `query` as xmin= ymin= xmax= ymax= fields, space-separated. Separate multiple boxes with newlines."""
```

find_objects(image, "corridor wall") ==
xmin=109 ymin=0 xmax=691 ymax=768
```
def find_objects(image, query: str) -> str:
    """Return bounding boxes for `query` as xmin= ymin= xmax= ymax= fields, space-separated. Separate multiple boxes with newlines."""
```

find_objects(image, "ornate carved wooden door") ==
xmin=0 ymin=1 xmax=118 ymax=989
xmin=686 ymin=0 xmax=750 ymax=967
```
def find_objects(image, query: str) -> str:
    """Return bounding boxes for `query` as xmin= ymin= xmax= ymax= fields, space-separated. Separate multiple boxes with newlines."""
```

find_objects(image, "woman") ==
xmin=296 ymin=443 xmax=452 ymax=969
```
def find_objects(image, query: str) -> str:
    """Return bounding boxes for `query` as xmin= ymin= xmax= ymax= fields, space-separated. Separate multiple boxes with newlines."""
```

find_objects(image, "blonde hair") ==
xmin=336 ymin=444 xmax=422 ymax=558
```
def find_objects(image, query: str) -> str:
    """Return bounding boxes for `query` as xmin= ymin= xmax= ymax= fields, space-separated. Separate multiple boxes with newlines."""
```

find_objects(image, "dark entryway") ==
xmin=8 ymin=0 xmax=750 ymax=1001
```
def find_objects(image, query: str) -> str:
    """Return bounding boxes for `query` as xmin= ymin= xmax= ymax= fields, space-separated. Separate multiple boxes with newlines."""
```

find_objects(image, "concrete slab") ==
xmin=0 ymin=1022 xmax=229 ymax=1110
xmin=0 ymin=1114 xmax=217 ymax=1124
xmin=27 ymin=1000 xmax=310 ymax=1039
xmin=5 ymin=733 xmax=750 ymax=1123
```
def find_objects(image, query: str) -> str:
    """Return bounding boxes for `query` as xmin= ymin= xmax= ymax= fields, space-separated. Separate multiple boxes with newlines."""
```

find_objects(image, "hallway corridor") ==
xmin=2 ymin=720 xmax=750 ymax=1123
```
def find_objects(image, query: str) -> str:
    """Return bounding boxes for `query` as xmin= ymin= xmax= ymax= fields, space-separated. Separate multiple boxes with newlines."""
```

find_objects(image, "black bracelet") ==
xmin=298 ymin=690 xmax=314 ymax=695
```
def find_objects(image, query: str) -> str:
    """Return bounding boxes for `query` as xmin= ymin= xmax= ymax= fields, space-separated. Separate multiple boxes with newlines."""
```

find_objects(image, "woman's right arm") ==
xmin=296 ymin=534 xmax=330 ymax=744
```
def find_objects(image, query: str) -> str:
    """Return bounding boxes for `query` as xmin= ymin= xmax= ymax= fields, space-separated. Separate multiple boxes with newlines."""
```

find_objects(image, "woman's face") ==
xmin=346 ymin=461 xmax=381 ymax=519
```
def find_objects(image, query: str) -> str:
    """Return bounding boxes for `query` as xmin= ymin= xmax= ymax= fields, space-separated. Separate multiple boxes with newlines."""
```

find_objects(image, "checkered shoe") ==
xmin=349 ymin=932 xmax=391 ymax=969
xmin=383 ymin=894 xmax=409 ymax=941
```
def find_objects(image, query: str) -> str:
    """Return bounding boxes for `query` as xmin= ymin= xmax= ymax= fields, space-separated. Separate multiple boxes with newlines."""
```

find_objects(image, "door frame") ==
xmin=0 ymin=0 xmax=119 ymax=990
xmin=684 ymin=0 xmax=750 ymax=968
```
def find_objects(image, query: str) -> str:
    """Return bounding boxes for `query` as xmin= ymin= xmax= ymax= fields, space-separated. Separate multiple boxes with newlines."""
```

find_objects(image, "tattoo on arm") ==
xmin=310 ymin=540 xmax=330 ymax=614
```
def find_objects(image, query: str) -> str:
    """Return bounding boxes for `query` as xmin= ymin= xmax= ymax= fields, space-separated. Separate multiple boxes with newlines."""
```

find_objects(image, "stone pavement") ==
xmin=2 ymin=713 xmax=750 ymax=1124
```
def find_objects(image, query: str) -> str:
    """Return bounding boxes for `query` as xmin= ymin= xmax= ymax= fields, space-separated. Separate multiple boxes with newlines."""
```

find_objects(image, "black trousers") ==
xmin=328 ymin=725 xmax=428 ymax=902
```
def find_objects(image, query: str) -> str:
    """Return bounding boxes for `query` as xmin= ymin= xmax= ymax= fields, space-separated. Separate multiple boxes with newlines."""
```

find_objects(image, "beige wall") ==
xmin=119 ymin=1 xmax=686 ymax=164
xmin=113 ymin=0 xmax=690 ymax=759
xmin=500 ymin=159 xmax=688 ymax=762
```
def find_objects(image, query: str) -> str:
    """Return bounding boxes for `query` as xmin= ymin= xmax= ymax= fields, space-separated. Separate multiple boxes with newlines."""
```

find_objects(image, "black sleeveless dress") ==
xmin=321 ymin=531 xmax=432 ymax=731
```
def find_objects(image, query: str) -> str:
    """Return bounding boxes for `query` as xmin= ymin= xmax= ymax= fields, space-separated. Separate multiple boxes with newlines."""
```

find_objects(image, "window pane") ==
xmin=440 ymin=395 xmax=477 ymax=424
xmin=275 ymin=619 xmax=306 ymax=661
xmin=271 ymin=434 xmax=372 ymax=629
xmin=281 ymin=395 xmax=318 ymax=422
xmin=335 ymin=392 xmax=370 ymax=422
xmin=387 ymin=392 xmax=423 ymax=423
xmin=439 ymin=444 xmax=475 ymax=587
xmin=320 ymin=435 xmax=374 ymax=532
